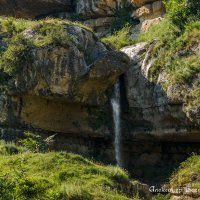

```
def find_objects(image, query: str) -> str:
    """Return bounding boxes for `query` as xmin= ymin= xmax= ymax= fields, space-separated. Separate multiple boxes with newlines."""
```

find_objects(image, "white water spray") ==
xmin=111 ymin=80 xmax=122 ymax=167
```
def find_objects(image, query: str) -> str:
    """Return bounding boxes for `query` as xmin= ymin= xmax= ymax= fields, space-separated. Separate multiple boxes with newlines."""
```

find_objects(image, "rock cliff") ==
xmin=120 ymin=42 xmax=200 ymax=178
xmin=0 ymin=0 xmax=165 ymax=37
xmin=0 ymin=0 xmax=124 ymax=37
xmin=0 ymin=19 xmax=129 ymax=144
xmin=131 ymin=0 xmax=165 ymax=35
xmin=0 ymin=0 xmax=73 ymax=18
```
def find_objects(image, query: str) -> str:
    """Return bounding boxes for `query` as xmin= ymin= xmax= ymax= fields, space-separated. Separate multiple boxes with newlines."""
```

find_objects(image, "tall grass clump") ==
xmin=102 ymin=25 xmax=134 ymax=49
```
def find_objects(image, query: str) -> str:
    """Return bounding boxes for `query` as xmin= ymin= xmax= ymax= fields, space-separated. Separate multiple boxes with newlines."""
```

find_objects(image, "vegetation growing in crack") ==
xmin=102 ymin=25 xmax=135 ymax=50
xmin=138 ymin=0 xmax=199 ymax=124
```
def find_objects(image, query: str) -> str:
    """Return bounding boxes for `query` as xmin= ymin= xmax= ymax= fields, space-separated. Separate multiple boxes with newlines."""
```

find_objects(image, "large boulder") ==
xmin=13 ymin=25 xmax=129 ymax=105
xmin=0 ymin=20 xmax=129 ymax=135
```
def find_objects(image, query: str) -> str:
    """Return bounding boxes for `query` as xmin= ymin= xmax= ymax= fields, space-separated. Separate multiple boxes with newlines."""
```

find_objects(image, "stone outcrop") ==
xmin=19 ymin=27 xmax=129 ymax=105
xmin=0 ymin=0 xmax=124 ymax=37
xmin=0 ymin=0 xmax=165 ymax=37
xmin=0 ymin=0 xmax=122 ymax=19
xmin=0 ymin=23 xmax=129 ymax=138
xmin=120 ymin=42 xmax=200 ymax=178
xmin=131 ymin=0 xmax=156 ymax=7
xmin=131 ymin=0 xmax=165 ymax=33
xmin=121 ymin=42 xmax=199 ymax=137
xmin=83 ymin=17 xmax=117 ymax=37
xmin=76 ymin=0 xmax=121 ymax=19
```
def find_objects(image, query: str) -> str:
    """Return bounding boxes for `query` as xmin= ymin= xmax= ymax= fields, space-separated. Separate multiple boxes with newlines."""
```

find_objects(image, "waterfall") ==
xmin=111 ymin=80 xmax=122 ymax=167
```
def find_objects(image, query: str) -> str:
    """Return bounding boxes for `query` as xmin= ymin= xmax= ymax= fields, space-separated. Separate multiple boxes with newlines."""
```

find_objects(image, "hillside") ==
xmin=0 ymin=140 xmax=149 ymax=200
xmin=0 ymin=0 xmax=199 ymax=200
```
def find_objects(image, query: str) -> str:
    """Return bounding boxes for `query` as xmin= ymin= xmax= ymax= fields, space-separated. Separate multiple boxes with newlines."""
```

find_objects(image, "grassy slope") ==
xmin=170 ymin=155 xmax=200 ymax=189
xmin=0 ymin=141 xmax=138 ymax=200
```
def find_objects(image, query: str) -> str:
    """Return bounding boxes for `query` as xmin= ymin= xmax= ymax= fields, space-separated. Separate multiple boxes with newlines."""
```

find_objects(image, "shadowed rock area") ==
xmin=0 ymin=0 xmax=73 ymax=18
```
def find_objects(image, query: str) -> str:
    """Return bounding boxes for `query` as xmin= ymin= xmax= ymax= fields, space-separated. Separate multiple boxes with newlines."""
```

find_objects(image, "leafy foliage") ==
xmin=164 ymin=0 xmax=200 ymax=29
xmin=0 ymin=35 xmax=32 ymax=76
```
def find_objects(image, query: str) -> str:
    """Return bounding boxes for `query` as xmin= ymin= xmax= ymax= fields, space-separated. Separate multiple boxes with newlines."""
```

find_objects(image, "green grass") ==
xmin=170 ymin=155 xmax=200 ymax=189
xmin=0 ymin=140 xmax=140 ymax=200
xmin=102 ymin=25 xmax=134 ymax=50
xmin=146 ymin=20 xmax=200 ymax=84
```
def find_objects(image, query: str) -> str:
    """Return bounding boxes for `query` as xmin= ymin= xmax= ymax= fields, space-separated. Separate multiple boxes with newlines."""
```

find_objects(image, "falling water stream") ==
xmin=111 ymin=80 xmax=122 ymax=167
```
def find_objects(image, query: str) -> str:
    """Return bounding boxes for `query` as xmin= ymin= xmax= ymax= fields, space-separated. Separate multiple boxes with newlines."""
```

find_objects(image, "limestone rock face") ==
xmin=0 ymin=0 xmax=122 ymax=19
xmin=0 ymin=0 xmax=123 ymax=37
xmin=83 ymin=17 xmax=117 ymax=37
xmin=121 ymin=43 xmax=199 ymax=137
xmin=14 ymin=25 xmax=129 ymax=105
xmin=0 ymin=0 xmax=73 ymax=19
xmin=119 ymin=42 xmax=200 ymax=174
xmin=131 ymin=0 xmax=156 ymax=7
xmin=131 ymin=0 xmax=165 ymax=33
xmin=76 ymin=0 xmax=121 ymax=19
xmin=0 ymin=24 xmax=129 ymax=136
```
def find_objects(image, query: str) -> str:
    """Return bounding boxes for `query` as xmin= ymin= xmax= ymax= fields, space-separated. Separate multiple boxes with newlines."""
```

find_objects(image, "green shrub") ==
xmin=137 ymin=18 xmax=180 ymax=43
xmin=147 ymin=20 xmax=200 ymax=85
xmin=0 ymin=17 xmax=17 ymax=37
xmin=164 ymin=0 xmax=200 ymax=29
xmin=19 ymin=131 xmax=53 ymax=153
xmin=31 ymin=23 xmax=72 ymax=47
xmin=0 ymin=34 xmax=33 ymax=76
xmin=0 ymin=17 xmax=35 ymax=38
